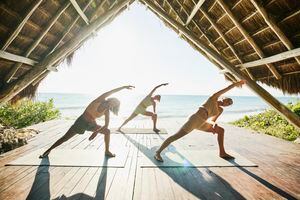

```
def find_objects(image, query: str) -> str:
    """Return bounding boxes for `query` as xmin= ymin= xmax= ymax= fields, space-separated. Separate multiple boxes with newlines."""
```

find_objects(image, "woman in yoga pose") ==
xmin=118 ymin=83 xmax=168 ymax=133
xmin=39 ymin=85 xmax=134 ymax=158
xmin=154 ymin=80 xmax=246 ymax=162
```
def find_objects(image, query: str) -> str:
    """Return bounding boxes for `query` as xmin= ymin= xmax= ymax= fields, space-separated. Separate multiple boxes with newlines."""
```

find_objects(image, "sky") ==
xmin=38 ymin=2 xmax=292 ymax=97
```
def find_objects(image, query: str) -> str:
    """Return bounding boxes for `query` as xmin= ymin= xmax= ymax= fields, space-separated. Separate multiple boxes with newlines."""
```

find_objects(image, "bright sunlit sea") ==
xmin=36 ymin=93 xmax=299 ymax=123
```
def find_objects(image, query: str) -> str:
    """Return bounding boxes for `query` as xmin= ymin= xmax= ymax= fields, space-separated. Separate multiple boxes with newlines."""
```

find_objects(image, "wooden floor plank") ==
xmin=0 ymin=119 xmax=299 ymax=200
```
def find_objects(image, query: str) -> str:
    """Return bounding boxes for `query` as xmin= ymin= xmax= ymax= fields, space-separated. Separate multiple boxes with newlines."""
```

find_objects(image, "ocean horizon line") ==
xmin=37 ymin=92 xmax=298 ymax=98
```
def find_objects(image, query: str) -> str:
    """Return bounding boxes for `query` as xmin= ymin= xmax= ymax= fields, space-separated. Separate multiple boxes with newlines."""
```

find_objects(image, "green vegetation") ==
xmin=0 ymin=99 xmax=60 ymax=154
xmin=0 ymin=99 xmax=60 ymax=129
xmin=231 ymin=101 xmax=300 ymax=141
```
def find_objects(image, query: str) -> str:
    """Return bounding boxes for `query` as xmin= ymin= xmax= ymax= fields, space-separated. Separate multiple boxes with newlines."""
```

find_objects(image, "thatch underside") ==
xmin=0 ymin=0 xmax=300 ymax=101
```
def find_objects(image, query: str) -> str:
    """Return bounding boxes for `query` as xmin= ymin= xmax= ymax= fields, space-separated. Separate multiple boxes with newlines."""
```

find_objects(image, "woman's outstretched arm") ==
xmin=94 ymin=85 xmax=134 ymax=102
xmin=212 ymin=80 xmax=245 ymax=99
xmin=148 ymin=83 xmax=168 ymax=96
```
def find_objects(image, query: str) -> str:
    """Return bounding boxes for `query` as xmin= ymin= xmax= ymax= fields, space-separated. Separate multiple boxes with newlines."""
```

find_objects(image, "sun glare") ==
xmin=38 ymin=2 xmax=285 ymax=97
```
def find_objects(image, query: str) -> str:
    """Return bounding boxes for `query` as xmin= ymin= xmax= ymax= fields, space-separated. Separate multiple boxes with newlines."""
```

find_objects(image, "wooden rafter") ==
xmin=0 ymin=0 xmax=131 ymax=104
xmin=241 ymin=10 xmax=258 ymax=24
xmin=90 ymin=0 xmax=114 ymax=22
xmin=155 ymin=0 xmax=235 ymax=81
xmin=258 ymin=71 xmax=300 ymax=80
xmin=182 ymin=1 xmax=240 ymax=81
xmin=70 ymin=0 xmax=90 ymax=24
xmin=220 ymin=69 xmax=300 ymax=79
xmin=170 ymin=0 xmax=231 ymax=63
xmin=164 ymin=0 xmax=185 ymax=24
xmin=185 ymin=0 xmax=205 ymax=26
xmin=279 ymin=9 xmax=300 ymax=24
xmin=1 ymin=0 xmax=43 ymax=50
xmin=250 ymin=0 xmax=300 ymax=65
xmin=252 ymin=26 xmax=270 ymax=37
xmin=48 ymin=0 xmax=95 ymax=55
xmin=0 ymin=50 xmax=37 ymax=66
xmin=239 ymin=48 xmax=300 ymax=69
xmin=141 ymin=0 xmax=300 ymax=129
xmin=4 ymin=1 xmax=71 ymax=83
xmin=216 ymin=0 xmax=282 ymax=80
xmin=232 ymin=0 xmax=243 ymax=10
xmin=32 ymin=71 xmax=49 ymax=86
xmin=207 ymin=0 xmax=217 ymax=12
xmin=200 ymin=8 xmax=255 ymax=80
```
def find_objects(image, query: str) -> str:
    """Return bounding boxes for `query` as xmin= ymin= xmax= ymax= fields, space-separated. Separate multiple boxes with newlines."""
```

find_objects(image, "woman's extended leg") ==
xmin=118 ymin=113 xmax=138 ymax=131
xmin=142 ymin=111 xmax=159 ymax=132
xmin=154 ymin=128 xmax=190 ymax=161
xmin=203 ymin=123 xmax=234 ymax=159
xmin=39 ymin=128 xmax=77 ymax=158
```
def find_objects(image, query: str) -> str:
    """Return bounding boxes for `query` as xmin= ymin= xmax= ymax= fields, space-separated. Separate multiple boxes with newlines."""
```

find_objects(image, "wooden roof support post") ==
xmin=0 ymin=0 xmax=130 ymax=104
xmin=1 ymin=0 xmax=43 ymax=50
xmin=217 ymin=0 xmax=282 ymax=80
xmin=141 ymin=0 xmax=300 ymax=129
xmin=200 ymin=8 xmax=255 ymax=80
xmin=250 ymin=0 xmax=300 ymax=65
xmin=4 ymin=1 xmax=71 ymax=83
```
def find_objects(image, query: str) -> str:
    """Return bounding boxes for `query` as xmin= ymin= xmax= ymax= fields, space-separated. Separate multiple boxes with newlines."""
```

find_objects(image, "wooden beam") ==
xmin=1 ymin=0 xmax=43 ymax=50
xmin=241 ymin=10 xmax=258 ymax=24
xmin=200 ymin=8 xmax=255 ymax=80
xmin=0 ymin=50 xmax=37 ymax=66
xmin=217 ymin=0 xmax=282 ymax=79
xmin=172 ymin=0 xmax=223 ymax=54
xmin=279 ymin=9 xmax=300 ymax=24
xmin=31 ymin=71 xmax=49 ymax=86
xmin=165 ymin=0 xmax=235 ymax=81
xmin=0 ymin=0 xmax=130 ymax=104
xmin=232 ymin=0 xmax=243 ymax=10
xmin=185 ymin=0 xmax=205 ymax=25
xmin=258 ymin=71 xmax=300 ymax=80
xmin=70 ymin=0 xmax=90 ymax=24
xmin=220 ymin=69 xmax=300 ymax=78
xmin=90 ymin=0 xmax=111 ymax=22
xmin=142 ymin=0 xmax=300 ymax=129
xmin=239 ymin=48 xmax=300 ymax=68
xmin=164 ymin=0 xmax=185 ymax=24
xmin=250 ymin=0 xmax=300 ymax=65
xmin=170 ymin=0 xmax=235 ymax=81
xmin=4 ymin=1 xmax=71 ymax=83
xmin=48 ymin=0 xmax=95 ymax=55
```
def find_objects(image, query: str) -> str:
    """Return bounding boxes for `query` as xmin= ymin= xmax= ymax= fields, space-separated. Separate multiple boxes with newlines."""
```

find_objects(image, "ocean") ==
xmin=36 ymin=93 xmax=299 ymax=123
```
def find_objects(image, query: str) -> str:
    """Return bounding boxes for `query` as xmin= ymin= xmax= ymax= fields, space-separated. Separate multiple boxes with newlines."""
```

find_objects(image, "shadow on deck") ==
xmin=0 ymin=120 xmax=299 ymax=200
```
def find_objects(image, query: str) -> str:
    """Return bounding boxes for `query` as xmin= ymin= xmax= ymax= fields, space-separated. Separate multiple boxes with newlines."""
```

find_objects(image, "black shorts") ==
xmin=70 ymin=115 xmax=99 ymax=134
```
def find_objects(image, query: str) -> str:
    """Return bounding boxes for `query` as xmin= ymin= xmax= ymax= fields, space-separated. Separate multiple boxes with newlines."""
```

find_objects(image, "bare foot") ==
xmin=105 ymin=151 xmax=116 ymax=157
xmin=153 ymin=128 xmax=160 ymax=133
xmin=154 ymin=153 xmax=163 ymax=162
xmin=89 ymin=132 xmax=98 ymax=141
xmin=220 ymin=153 xmax=234 ymax=159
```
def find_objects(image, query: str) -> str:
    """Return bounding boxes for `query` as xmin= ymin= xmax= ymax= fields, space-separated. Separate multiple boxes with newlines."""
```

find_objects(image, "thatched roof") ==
xmin=0 ymin=0 xmax=300 ymax=102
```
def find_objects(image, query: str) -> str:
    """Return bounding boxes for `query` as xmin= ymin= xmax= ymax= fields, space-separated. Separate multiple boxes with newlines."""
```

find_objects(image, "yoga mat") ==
xmin=6 ymin=148 xmax=129 ymax=167
xmin=111 ymin=128 xmax=168 ymax=134
xmin=139 ymin=150 xmax=257 ymax=168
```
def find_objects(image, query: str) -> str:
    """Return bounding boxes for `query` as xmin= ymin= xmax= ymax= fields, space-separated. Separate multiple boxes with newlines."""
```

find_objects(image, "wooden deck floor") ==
xmin=0 ymin=119 xmax=299 ymax=200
